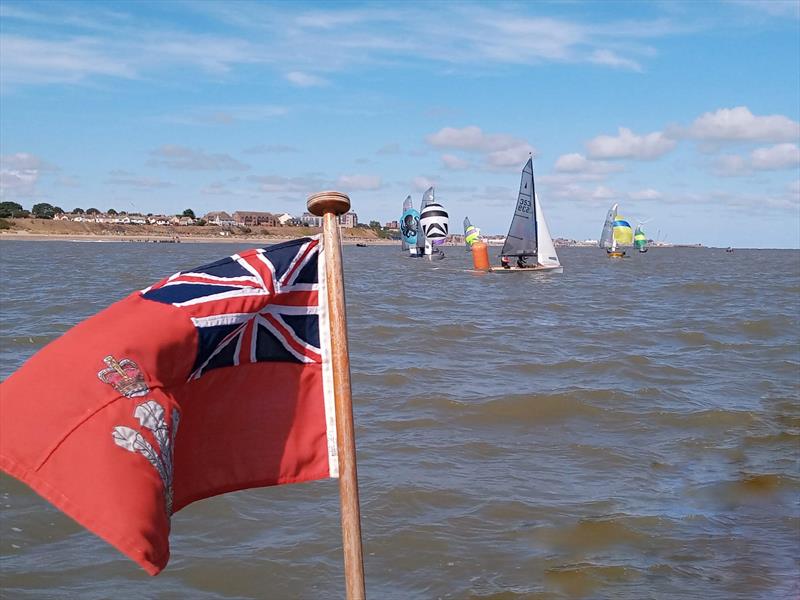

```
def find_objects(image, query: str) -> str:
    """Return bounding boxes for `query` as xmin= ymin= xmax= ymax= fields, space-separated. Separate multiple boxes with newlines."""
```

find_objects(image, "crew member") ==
xmin=500 ymin=255 xmax=511 ymax=269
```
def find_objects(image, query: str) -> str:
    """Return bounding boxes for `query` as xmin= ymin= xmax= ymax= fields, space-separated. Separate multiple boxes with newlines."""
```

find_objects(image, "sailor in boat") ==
xmin=500 ymin=255 xmax=511 ymax=269
xmin=516 ymin=256 xmax=528 ymax=268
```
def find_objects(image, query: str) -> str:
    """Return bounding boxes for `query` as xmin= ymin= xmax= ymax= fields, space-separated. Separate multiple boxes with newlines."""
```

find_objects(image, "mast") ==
xmin=307 ymin=191 xmax=366 ymax=600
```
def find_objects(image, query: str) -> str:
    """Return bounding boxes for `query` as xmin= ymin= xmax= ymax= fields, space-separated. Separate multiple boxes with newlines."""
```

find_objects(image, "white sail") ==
xmin=533 ymin=193 xmax=560 ymax=268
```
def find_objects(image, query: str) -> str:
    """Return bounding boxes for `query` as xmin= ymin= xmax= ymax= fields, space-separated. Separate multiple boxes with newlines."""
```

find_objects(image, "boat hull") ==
xmin=606 ymin=250 xmax=626 ymax=258
xmin=490 ymin=264 xmax=563 ymax=274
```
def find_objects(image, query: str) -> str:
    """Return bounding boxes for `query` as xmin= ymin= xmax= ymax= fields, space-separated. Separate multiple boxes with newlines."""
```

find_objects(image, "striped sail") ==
xmin=420 ymin=202 xmax=449 ymax=246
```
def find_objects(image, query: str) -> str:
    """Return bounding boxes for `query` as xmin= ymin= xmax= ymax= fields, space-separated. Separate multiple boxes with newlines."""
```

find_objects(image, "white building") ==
xmin=203 ymin=211 xmax=237 ymax=226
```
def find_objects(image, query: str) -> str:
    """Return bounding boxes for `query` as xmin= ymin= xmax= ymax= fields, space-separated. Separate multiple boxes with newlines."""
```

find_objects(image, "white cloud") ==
xmin=591 ymin=185 xmax=616 ymax=200
xmin=148 ymin=145 xmax=250 ymax=171
xmin=713 ymin=143 xmax=800 ymax=176
xmin=426 ymin=126 xmax=533 ymax=170
xmin=586 ymin=127 xmax=677 ymax=160
xmin=589 ymin=49 xmax=642 ymax=71
xmin=413 ymin=176 xmax=435 ymax=191
xmin=628 ymin=188 xmax=662 ymax=201
xmin=679 ymin=106 xmax=800 ymax=143
xmin=486 ymin=146 xmax=534 ymax=169
xmin=336 ymin=174 xmax=382 ymax=190
xmin=750 ymin=143 xmax=800 ymax=170
xmin=553 ymin=152 xmax=623 ymax=174
xmin=0 ymin=5 xmax=695 ymax=92
xmin=441 ymin=154 xmax=471 ymax=170
xmin=250 ymin=174 xmax=325 ymax=194
xmin=0 ymin=35 xmax=136 ymax=86
xmin=243 ymin=144 xmax=300 ymax=154
xmin=730 ymin=0 xmax=800 ymax=18
xmin=713 ymin=154 xmax=750 ymax=176
xmin=0 ymin=152 xmax=57 ymax=198
xmin=105 ymin=170 xmax=173 ymax=189
xmin=0 ymin=167 xmax=38 ymax=196
xmin=427 ymin=126 xmax=517 ymax=152
xmin=285 ymin=71 xmax=329 ymax=87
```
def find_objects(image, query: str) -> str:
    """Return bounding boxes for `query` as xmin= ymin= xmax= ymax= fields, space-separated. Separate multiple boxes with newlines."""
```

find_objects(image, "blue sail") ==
xmin=400 ymin=198 xmax=420 ymax=247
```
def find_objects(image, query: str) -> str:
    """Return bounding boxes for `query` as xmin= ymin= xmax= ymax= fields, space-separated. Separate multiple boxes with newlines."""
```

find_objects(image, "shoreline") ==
xmin=0 ymin=232 xmax=400 ymax=245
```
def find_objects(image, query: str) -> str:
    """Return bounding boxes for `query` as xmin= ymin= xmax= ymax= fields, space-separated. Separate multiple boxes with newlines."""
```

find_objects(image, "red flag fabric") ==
xmin=0 ymin=236 xmax=339 ymax=575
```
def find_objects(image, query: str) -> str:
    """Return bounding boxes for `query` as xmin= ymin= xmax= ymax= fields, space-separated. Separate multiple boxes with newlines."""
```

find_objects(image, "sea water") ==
xmin=1 ymin=240 xmax=798 ymax=599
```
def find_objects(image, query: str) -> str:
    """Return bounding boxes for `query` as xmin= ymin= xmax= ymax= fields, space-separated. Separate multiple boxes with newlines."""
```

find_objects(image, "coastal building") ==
xmin=300 ymin=212 xmax=323 ymax=227
xmin=233 ymin=211 xmax=278 ymax=227
xmin=385 ymin=220 xmax=399 ymax=229
xmin=275 ymin=212 xmax=293 ymax=226
xmin=299 ymin=211 xmax=357 ymax=228
xmin=339 ymin=212 xmax=358 ymax=228
xmin=204 ymin=211 xmax=236 ymax=226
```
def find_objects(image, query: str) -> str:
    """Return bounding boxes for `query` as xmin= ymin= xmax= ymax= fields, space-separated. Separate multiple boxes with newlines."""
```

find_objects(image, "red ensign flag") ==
xmin=0 ymin=237 xmax=339 ymax=575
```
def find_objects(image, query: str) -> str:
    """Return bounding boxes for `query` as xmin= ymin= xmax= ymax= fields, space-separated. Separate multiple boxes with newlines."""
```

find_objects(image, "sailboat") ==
xmin=418 ymin=187 xmax=448 ymax=260
xmin=634 ymin=224 xmax=648 ymax=253
xmin=400 ymin=194 xmax=422 ymax=257
xmin=492 ymin=157 xmax=562 ymax=273
xmin=599 ymin=203 xmax=633 ymax=258
xmin=463 ymin=217 xmax=481 ymax=251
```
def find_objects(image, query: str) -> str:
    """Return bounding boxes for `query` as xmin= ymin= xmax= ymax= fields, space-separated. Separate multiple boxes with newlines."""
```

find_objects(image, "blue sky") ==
xmin=1 ymin=1 xmax=798 ymax=248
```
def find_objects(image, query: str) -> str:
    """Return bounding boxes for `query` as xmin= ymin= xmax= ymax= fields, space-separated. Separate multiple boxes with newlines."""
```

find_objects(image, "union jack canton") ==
xmin=141 ymin=237 xmax=324 ymax=380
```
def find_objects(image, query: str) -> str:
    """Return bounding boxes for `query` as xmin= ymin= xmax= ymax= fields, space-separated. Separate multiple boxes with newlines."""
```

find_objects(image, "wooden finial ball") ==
xmin=307 ymin=191 xmax=351 ymax=217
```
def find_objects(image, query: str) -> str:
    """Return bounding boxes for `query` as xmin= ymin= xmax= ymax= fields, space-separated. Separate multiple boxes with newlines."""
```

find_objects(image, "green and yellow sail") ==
xmin=634 ymin=225 xmax=647 ymax=251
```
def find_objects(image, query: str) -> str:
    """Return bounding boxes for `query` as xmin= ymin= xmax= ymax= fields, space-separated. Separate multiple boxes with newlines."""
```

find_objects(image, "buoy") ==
xmin=471 ymin=241 xmax=490 ymax=271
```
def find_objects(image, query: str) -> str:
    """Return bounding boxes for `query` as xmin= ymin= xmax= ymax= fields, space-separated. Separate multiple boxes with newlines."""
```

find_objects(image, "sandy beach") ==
xmin=0 ymin=231 xmax=399 ymax=245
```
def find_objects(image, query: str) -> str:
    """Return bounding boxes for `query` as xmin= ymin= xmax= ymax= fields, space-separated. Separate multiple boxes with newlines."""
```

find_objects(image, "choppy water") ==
xmin=1 ymin=240 xmax=798 ymax=599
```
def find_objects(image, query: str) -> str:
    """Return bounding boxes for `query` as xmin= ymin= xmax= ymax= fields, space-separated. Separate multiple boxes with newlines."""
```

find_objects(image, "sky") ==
xmin=1 ymin=1 xmax=798 ymax=248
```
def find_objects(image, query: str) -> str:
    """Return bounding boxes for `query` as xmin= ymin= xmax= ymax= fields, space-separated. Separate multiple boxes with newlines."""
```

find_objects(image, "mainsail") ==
xmin=464 ymin=217 xmax=481 ymax=248
xmin=400 ymin=195 xmax=419 ymax=253
xmin=599 ymin=204 xmax=617 ymax=249
xmin=416 ymin=187 xmax=433 ymax=253
xmin=500 ymin=158 xmax=537 ymax=257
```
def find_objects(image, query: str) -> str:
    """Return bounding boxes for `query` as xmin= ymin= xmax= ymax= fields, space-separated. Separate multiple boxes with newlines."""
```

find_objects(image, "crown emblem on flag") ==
xmin=97 ymin=355 xmax=149 ymax=398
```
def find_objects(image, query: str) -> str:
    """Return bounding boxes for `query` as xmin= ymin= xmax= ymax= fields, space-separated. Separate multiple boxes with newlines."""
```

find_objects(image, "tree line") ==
xmin=0 ymin=202 xmax=196 ymax=220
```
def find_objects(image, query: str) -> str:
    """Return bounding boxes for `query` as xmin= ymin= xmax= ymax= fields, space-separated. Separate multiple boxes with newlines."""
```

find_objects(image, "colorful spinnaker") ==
xmin=464 ymin=217 xmax=481 ymax=248
xmin=634 ymin=225 xmax=648 ymax=252
xmin=400 ymin=194 xmax=420 ymax=254
xmin=600 ymin=203 xmax=632 ymax=256
xmin=613 ymin=215 xmax=634 ymax=246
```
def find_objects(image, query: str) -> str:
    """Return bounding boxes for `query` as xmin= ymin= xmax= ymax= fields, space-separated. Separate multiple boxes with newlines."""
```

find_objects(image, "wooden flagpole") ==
xmin=307 ymin=191 xmax=366 ymax=600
